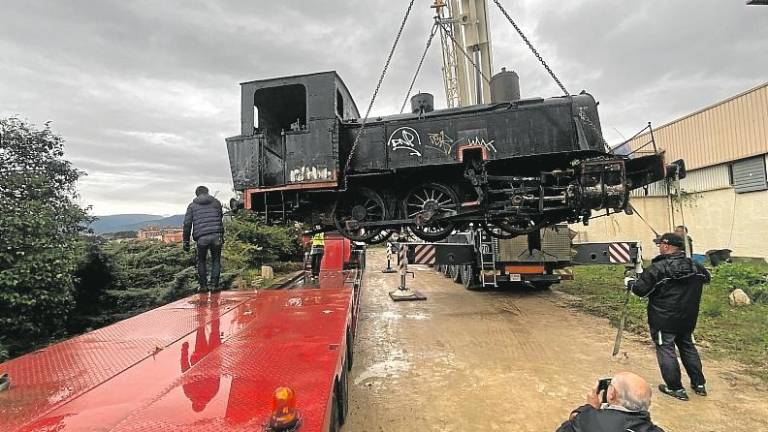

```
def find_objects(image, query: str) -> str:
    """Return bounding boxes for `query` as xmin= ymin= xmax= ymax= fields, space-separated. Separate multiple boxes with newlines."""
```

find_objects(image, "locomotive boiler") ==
xmin=226 ymin=70 xmax=669 ymax=243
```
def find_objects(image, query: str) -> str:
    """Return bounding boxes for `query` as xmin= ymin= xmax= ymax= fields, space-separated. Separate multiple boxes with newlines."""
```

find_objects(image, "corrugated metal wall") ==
xmin=631 ymin=163 xmax=732 ymax=197
xmin=626 ymin=83 xmax=768 ymax=170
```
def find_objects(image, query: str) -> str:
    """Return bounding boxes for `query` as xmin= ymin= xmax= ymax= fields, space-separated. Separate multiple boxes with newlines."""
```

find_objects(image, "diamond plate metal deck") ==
xmin=1 ymin=275 xmax=356 ymax=432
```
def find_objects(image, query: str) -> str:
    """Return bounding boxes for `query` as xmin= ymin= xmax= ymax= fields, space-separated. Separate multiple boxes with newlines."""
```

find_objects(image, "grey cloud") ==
xmin=2 ymin=0 xmax=765 ymax=214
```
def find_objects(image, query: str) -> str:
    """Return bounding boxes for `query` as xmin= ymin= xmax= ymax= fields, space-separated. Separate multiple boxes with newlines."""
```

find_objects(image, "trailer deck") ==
xmin=0 ymin=266 xmax=361 ymax=432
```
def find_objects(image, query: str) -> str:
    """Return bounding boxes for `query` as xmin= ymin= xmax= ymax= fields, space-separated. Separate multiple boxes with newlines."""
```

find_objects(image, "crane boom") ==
xmin=433 ymin=0 xmax=493 ymax=107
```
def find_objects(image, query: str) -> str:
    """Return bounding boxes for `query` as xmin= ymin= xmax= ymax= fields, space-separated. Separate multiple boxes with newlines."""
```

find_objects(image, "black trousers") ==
xmin=652 ymin=329 xmax=706 ymax=390
xmin=310 ymin=251 xmax=324 ymax=277
xmin=196 ymin=233 xmax=222 ymax=290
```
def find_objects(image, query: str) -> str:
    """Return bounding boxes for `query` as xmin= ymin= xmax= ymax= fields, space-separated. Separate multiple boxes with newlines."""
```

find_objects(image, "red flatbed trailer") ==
xmin=0 ymin=236 xmax=362 ymax=432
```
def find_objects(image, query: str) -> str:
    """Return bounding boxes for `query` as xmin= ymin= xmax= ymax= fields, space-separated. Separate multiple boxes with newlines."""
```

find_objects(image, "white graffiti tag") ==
xmin=388 ymin=127 xmax=422 ymax=157
xmin=465 ymin=136 xmax=497 ymax=153
xmin=427 ymin=130 xmax=454 ymax=156
xmin=289 ymin=166 xmax=333 ymax=182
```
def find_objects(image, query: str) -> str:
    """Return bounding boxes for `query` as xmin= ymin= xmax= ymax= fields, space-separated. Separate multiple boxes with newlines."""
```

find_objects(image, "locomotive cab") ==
xmin=226 ymin=72 xmax=359 ymax=215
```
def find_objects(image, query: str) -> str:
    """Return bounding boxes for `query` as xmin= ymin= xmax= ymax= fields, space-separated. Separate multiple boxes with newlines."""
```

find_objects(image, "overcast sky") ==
xmin=1 ymin=0 xmax=766 ymax=215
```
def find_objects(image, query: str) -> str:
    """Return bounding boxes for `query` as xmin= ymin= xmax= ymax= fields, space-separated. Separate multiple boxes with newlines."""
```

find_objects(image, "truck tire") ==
xmin=450 ymin=265 xmax=461 ymax=283
xmin=337 ymin=370 xmax=349 ymax=425
xmin=329 ymin=390 xmax=340 ymax=432
xmin=442 ymin=264 xmax=452 ymax=277
xmin=346 ymin=328 xmax=354 ymax=371
xmin=461 ymin=265 xmax=478 ymax=290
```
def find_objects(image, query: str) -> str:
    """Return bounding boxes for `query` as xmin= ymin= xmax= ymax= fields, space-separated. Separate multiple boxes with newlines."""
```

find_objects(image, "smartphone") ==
xmin=597 ymin=377 xmax=612 ymax=404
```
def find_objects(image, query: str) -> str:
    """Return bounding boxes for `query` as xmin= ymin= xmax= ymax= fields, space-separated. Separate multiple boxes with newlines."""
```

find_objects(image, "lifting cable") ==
xmin=343 ymin=0 xmax=417 ymax=191
xmin=491 ymin=1 xmax=612 ymax=151
xmin=491 ymin=0 xmax=569 ymax=97
xmin=400 ymin=22 xmax=440 ymax=114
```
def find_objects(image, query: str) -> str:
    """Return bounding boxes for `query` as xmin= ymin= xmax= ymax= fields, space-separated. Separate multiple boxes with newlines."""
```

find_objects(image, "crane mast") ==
xmin=433 ymin=0 xmax=493 ymax=107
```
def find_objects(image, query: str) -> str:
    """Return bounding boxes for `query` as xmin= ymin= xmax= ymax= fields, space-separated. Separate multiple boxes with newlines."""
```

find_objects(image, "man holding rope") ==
xmin=624 ymin=233 xmax=710 ymax=401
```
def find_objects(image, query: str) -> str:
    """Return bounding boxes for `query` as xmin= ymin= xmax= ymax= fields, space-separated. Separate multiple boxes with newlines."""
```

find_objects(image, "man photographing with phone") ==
xmin=556 ymin=372 xmax=664 ymax=431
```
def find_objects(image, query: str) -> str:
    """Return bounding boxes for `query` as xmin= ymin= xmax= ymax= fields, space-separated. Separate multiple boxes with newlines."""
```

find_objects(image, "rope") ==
xmin=342 ymin=0 xmax=417 ymax=190
xmin=629 ymin=203 xmax=661 ymax=237
xmin=400 ymin=22 xmax=440 ymax=114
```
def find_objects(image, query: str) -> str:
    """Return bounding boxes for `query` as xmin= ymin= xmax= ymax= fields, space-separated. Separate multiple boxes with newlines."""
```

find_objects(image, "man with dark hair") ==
xmin=674 ymin=225 xmax=694 ymax=257
xmin=556 ymin=372 xmax=664 ymax=431
xmin=183 ymin=186 xmax=224 ymax=292
xmin=625 ymin=233 xmax=711 ymax=401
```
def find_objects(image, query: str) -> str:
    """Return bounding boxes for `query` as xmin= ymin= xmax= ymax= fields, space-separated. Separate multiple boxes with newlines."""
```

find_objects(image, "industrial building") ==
xmin=573 ymin=82 xmax=768 ymax=259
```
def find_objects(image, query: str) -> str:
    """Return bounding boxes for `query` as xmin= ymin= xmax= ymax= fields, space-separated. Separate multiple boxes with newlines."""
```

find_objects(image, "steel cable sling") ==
xmin=342 ymin=0 xmax=417 ymax=191
xmin=400 ymin=22 xmax=440 ymax=114
xmin=491 ymin=0 xmax=569 ymax=97
xmin=492 ymin=0 xmax=611 ymax=150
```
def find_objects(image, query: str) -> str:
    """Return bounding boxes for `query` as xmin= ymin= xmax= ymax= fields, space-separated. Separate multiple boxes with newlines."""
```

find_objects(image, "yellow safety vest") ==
xmin=311 ymin=233 xmax=325 ymax=248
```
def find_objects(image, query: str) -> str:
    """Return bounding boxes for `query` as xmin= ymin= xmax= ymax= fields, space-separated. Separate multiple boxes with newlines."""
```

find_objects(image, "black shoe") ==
xmin=692 ymin=384 xmax=707 ymax=396
xmin=659 ymin=384 xmax=689 ymax=401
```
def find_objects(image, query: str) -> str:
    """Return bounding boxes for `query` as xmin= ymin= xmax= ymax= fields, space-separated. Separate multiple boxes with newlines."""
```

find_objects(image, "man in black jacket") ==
xmin=625 ymin=233 xmax=711 ymax=401
xmin=183 ymin=186 xmax=224 ymax=292
xmin=556 ymin=372 xmax=664 ymax=432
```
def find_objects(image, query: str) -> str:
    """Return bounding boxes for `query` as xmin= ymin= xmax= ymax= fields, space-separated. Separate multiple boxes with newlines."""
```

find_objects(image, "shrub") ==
xmin=711 ymin=263 xmax=768 ymax=304
xmin=0 ymin=118 xmax=91 ymax=360
xmin=223 ymin=212 xmax=303 ymax=269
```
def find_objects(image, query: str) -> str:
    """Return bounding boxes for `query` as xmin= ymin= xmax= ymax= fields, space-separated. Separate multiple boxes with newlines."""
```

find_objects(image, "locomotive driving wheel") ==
xmin=402 ymin=182 xmax=459 ymax=242
xmin=333 ymin=187 xmax=388 ymax=242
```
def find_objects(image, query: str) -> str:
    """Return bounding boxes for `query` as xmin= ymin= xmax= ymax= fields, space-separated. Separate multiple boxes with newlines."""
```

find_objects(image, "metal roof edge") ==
xmin=239 ymin=70 xmax=338 ymax=86
xmin=633 ymin=81 xmax=768 ymax=139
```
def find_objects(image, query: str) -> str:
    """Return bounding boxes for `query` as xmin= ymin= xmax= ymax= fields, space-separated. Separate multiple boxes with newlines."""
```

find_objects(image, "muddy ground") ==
xmin=344 ymin=249 xmax=768 ymax=431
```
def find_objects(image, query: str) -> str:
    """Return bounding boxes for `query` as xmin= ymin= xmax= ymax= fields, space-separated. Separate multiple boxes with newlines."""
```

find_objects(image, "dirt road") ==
xmin=344 ymin=249 xmax=768 ymax=431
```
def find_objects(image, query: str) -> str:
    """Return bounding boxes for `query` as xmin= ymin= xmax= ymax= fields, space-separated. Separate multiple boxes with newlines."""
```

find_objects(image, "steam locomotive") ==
xmin=226 ymin=70 xmax=670 ymax=243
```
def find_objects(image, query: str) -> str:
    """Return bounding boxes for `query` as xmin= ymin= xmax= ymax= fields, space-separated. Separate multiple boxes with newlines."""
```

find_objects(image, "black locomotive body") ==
xmin=226 ymin=71 xmax=667 ymax=243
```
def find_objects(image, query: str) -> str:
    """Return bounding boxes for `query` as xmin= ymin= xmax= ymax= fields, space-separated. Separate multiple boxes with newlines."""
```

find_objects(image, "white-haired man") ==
xmin=556 ymin=372 xmax=664 ymax=431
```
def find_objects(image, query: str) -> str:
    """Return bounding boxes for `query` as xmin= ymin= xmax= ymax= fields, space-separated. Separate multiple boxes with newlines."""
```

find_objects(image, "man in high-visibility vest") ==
xmin=310 ymin=232 xmax=325 ymax=280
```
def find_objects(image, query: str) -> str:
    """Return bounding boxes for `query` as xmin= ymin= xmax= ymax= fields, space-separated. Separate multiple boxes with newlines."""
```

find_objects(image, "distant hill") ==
xmin=90 ymin=214 xmax=185 ymax=234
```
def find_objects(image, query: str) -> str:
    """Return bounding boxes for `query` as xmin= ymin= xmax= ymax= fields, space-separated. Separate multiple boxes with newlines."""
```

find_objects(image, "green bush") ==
xmin=743 ymin=283 xmax=768 ymax=304
xmin=711 ymin=263 xmax=764 ymax=289
xmin=223 ymin=211 xmax=303 ymax=269
xmin=711 ymin=263 xmax=768 ymax=304
xmin=0 ymin=118 xmax=91 ymax=361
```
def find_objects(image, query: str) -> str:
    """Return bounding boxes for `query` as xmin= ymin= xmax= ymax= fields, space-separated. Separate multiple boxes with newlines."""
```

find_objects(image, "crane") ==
xmin=432 ymin=0 xmax=493 ymax=107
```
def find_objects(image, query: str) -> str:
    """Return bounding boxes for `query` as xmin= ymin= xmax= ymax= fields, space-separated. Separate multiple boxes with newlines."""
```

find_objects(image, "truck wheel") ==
xmin=337 ymin=370 xmax=349 ymax=425
xmin=329 ymin=390 xmax=340 ymax=432
xmin=346 ymin=329 xmax=354 ymax=371
xmin=450 ymin=265 xmax=461 ymax=283
xmin=461 ymin=265 xmax=478 ymax=290
xmin=443 ymin=264 xmax=452 ymax=277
